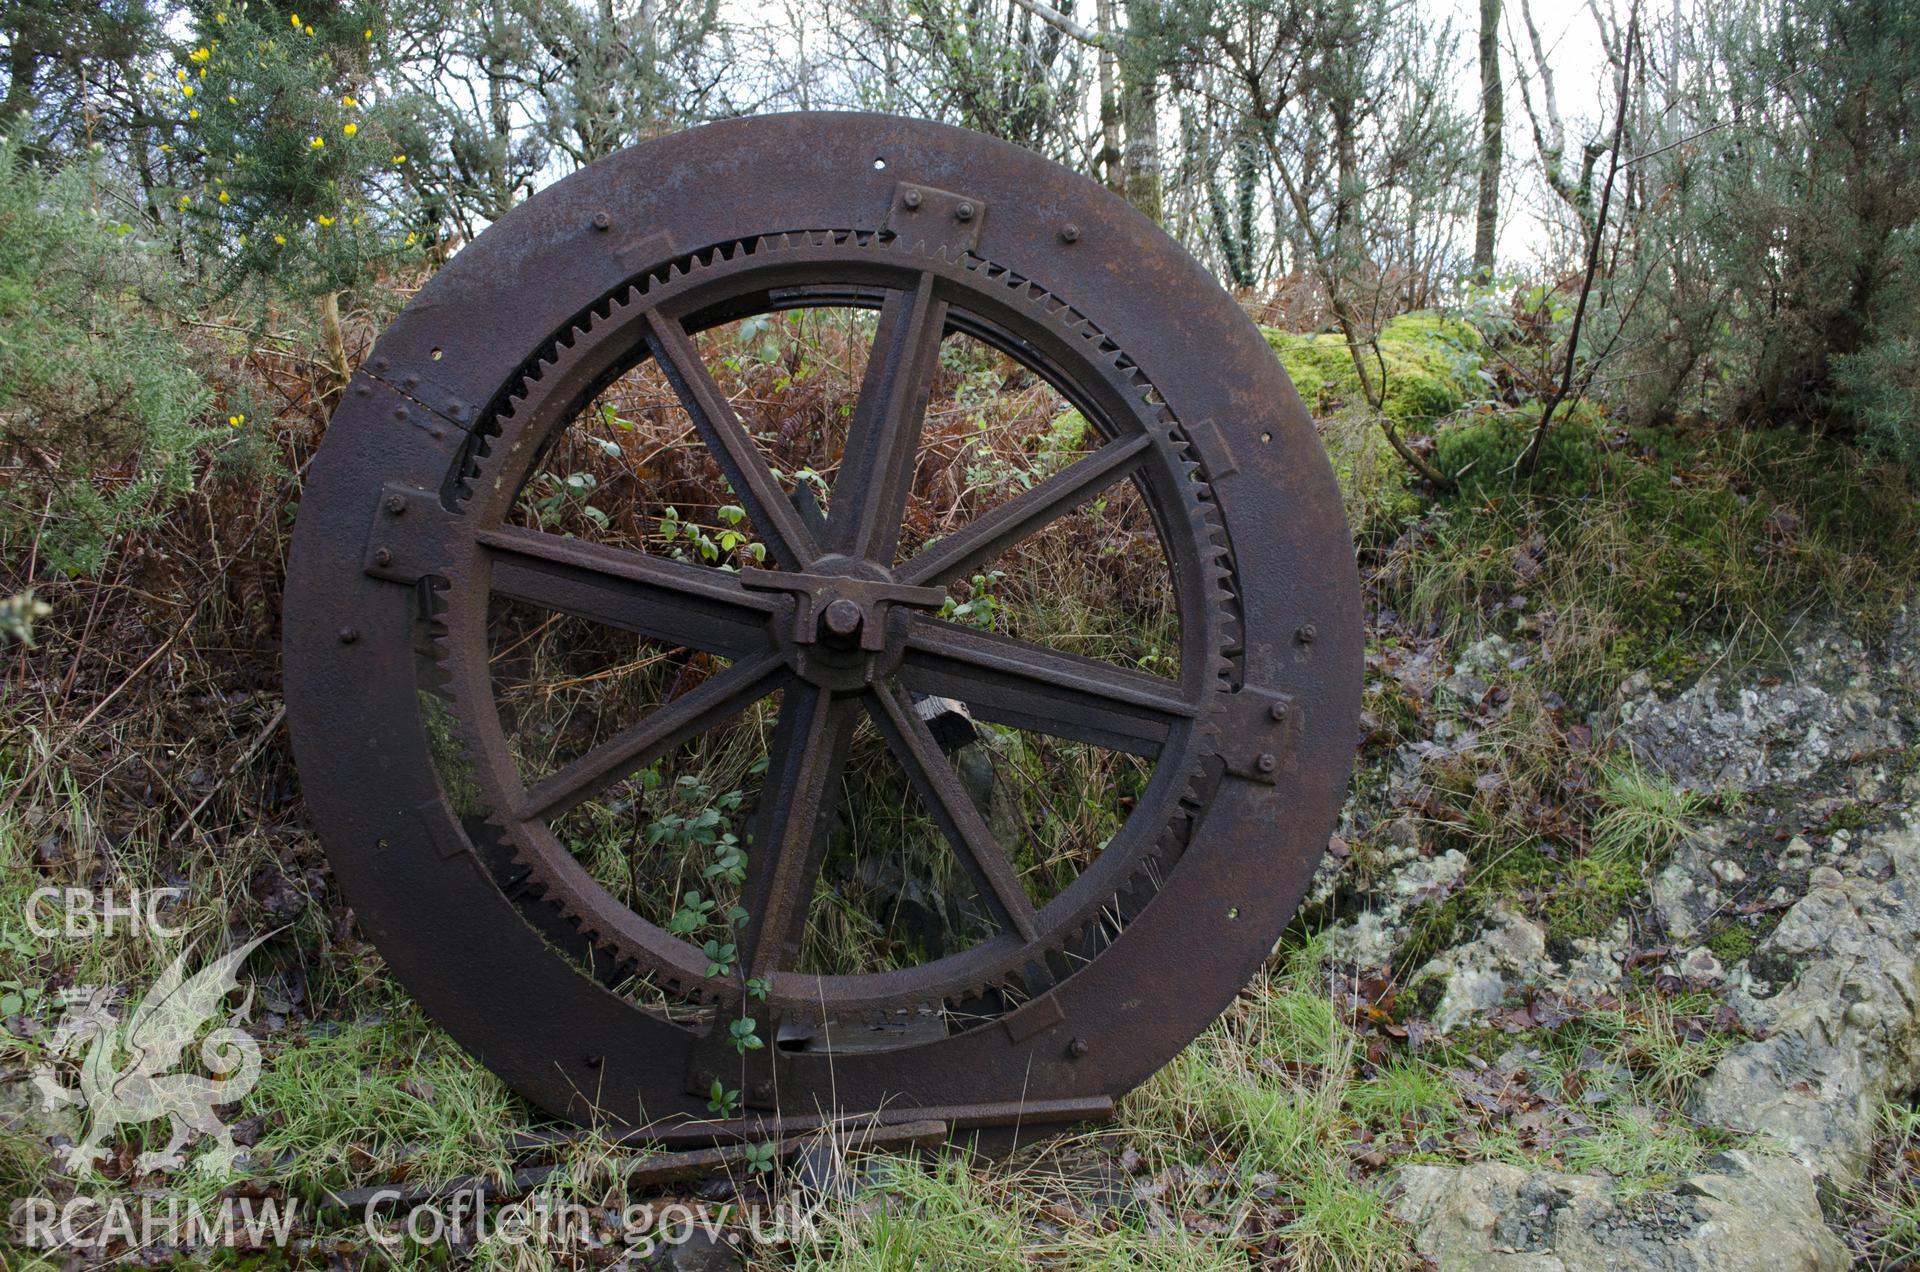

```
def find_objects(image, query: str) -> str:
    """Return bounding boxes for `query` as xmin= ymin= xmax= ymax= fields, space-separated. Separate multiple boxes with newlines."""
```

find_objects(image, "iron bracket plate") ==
xmin=883 ymin=182 xmax=987 ymax=253
xmin=362 ymin=482 xmax=451 ymax=584
xmin=1213 ymin=687 xmax=1301 ymax=784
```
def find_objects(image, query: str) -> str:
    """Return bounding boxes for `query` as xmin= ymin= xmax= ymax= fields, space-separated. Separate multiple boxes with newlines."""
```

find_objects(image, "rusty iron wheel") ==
xmin=285 ymin=114 xmax=1361 ymax=1136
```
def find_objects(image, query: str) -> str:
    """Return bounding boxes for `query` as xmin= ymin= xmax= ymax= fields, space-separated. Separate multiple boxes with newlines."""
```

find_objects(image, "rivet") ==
xmin=954 ymin=201 xmax=974 ymax=223
xmin=1067 ymin=1037 xmax=1089 ymax=1059
xmin=1268 ymin=700 xmax=1289 ymax=722
xmin=1296 ymin=623 xmax=1317 ymax=645
xmin=385 ymin=494 xmax=407 ymax=515
xmin=338 ymin=626 xmax=359 ymax=644
xmin=374 ymin=547 xmax=393 ymax=567
xmin=353 ymin=383 xmax=371 ymax=398
xmin=1060 ymin=222 xmax=1080 ymax=243
xmin=446 ymin=403 xmax=467 ymax=421
xmin=373 ymin=357 xmax=390 ymax=373
xmin=902 ymin=188 xmax=923 ymax=210
xmin=402 ymin=374 xmax=420 ymax=390
xmin=591 ymin=211 xmax=611 ymax=231
xmin=1256 ymin=752 xmax=1278 ymax=774
xmin=391 ymin=406 xmax=408 ymax=422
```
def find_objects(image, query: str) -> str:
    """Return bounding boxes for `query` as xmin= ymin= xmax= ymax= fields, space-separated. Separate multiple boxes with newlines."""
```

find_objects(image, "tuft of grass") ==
xmin=249 ymin=1013 xmax=520 ymax=1196
xmin=1116 ymin=963 xmax=1418 ymax=1271
xmin=1591 ymin=756 xmax=1698 ymax=863
xmin=1844 ymin=1103 xmax=1920 ymax=1269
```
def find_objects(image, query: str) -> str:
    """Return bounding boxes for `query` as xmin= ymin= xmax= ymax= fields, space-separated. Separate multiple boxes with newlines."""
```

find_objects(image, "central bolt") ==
xmin=821 ymin=598 xmax=865 ymax=642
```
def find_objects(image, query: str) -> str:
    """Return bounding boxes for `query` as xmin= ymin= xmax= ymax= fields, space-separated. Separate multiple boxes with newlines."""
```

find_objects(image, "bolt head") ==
xmin=338 ymin=626 xmax=359 ymax=644
xmin=1067 ymin=1037 xmax=1089 ymax=1058
xmin=902 ymin=188 xmax=923 ymax=209
xmin=954 ymin=201 xmax=975 ymax=222
xmin=1268 ymin=700 xmax=1289 ymax=722
xmin=1256 ymin=752 xmax=1278 ymax=773
xmin=1060 ymin=222 xmax=1080 ymax=243
xmin=822 ymin=598 xmax=864 ymax=638
xmin=374 ymin=547 xmax=393 ymax=567
xmin=591 ymin=211 xmax=611 ymax=231
xmin=385 ymin=494 xmax=407 ymax=515
xmin=1296 ymin=623 xmax=1317 ymax=644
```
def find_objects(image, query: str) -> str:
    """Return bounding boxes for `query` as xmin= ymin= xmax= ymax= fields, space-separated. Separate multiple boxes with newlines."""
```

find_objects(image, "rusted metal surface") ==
xmin=284 ymin=113 xmax=1361 ymax=1143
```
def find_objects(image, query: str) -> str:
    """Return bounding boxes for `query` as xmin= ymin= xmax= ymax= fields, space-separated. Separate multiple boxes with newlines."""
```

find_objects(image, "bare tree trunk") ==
xmin=1096 ymin=0 xmax=1124 ymax=196
xmin=1519 ymin=4 xmax=1637 ymax=477
xmin=1120 ymin=0 xmax=1162 ymax=220
xmin=319 ymin=292 xmax=351 ymax=395
xmin=1474 ymin=0 xmax=1503 ymax=280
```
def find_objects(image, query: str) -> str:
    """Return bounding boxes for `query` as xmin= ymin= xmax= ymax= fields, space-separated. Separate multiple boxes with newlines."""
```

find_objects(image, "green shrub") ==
xmin=0 ymin=152 xmax=213 ymax=574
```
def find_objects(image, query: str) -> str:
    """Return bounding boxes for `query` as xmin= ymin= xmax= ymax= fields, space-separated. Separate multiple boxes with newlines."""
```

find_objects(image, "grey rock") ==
xmin=1411 ymin=906 xmax=1554 ymax=1033
xmin=1610 ymin=620 xmax=1912 ymax=794
xmin=648 ymin=1228 xmax=746 ymax=1271
xmin=1393 ymin=1151 xmax=1846 ymax=1271
xmin=1690 ymin=817 xmax=1920 ymax=1185
xmin=1320 ymin=849 xmax=1470 ymax=969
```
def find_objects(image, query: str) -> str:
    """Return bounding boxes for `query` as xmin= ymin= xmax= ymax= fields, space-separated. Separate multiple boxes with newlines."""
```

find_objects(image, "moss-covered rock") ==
xmin=1264 ymin=311 xmax=1486 ymax=432
xmin=1430 ymin=402 xmax=1609 ymax=500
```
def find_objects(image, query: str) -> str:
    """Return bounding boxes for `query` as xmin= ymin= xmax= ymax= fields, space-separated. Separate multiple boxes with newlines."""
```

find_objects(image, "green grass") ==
xmin=1591 ymin=757 xmax=1700 ymax=863
xmin=249 ymin=1013 xmax=521 ymax=1196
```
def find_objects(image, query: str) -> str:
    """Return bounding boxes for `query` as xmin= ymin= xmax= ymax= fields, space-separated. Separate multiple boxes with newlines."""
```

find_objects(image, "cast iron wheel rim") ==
xmin=284 ymin=113 xmax=1363 ymax=1130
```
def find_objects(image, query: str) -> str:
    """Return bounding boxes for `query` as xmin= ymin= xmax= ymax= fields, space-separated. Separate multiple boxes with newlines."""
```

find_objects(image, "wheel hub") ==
xmin=741 ymin=558 xmax=944 ymax=688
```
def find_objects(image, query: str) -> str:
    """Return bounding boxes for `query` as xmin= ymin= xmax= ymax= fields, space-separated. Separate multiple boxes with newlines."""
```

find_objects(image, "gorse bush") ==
xmin=170 ymin=0 xmax=419 ymax=301
xmin=0 ymin=151 xmax=214 ymax=575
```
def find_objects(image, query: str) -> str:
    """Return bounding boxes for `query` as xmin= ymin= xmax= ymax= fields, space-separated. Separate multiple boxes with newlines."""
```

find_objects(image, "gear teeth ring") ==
xmin=426 ymin=227 xmax=1245 ymax=1031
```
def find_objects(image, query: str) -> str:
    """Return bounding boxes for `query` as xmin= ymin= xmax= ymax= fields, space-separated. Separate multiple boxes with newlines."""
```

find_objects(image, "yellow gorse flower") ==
xmin=342 ymin=122 xmax=357 ymax=137
xmin=190 ymin=47 xmax=211 ymax=62
xmin=290 ymin=12 xmax=300 ymax=24
xmin=317 ymin=214 xmax=334 ymax=226
xmin=181 ymin=84 xmax=193 ymax=97
xmin=228 ymin=413 xmax=245 ymax=427
xmin=274 ymin=233 xmax=287 ymax=244
xmin=391 ymin=153 xmax=406 ymax=165
xmin=215 ymin=11 xmax=226 ymax=23
xmin=218 ymin=189 xmax=230 ymax=203
xmin=343 ymin=95 xmax=357 ymax=108
xmin=188 ymin=108 xmax=200 ymax=119
xmin=309 ymin=136 xmax=324 ymax=149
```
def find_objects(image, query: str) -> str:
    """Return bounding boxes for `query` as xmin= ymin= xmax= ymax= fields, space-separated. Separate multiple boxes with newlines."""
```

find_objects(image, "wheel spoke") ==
xmin=869 ymin=682 xmax=1040 ymax=943
xmin=899 ymin=619 xmax=1197 ymax=756
xmin=738 ymin=685 xmax=861 ymax=980
xmin=514 ymin=652 xmax=786 ymax=823
xmin=827 ymin=273 xmax=948 ymax=562
xmin=898 ymin=433 xmax=1154 ymax=588
xmin=645 ymin=310 xmax=820 ymax=569
xmin=479 ymin=526 xmax=774 ymax=659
